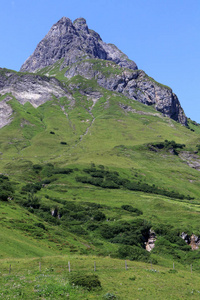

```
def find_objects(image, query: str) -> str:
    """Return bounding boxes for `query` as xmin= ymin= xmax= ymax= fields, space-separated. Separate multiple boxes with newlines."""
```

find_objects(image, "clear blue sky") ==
xmin=1 ymin=0 xmax=200 ymax=123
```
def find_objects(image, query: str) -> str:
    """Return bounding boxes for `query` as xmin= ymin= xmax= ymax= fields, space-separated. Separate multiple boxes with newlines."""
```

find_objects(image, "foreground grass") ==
xmin=0 ymin=255 xmax=199 ymax=299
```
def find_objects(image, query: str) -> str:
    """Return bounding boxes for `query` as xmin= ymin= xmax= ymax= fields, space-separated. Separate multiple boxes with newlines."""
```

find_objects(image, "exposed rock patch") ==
xmin=181 ymin=232 xmax=200 ymax=250
xmin=0 ymin=71 xmax=70 ymax=108
xmin=0 ymin=95 xmax=13 ymax=128
xmin=145 ymin=229 xmax=156 ymax=252
xmin=179 ymin=152 xmax=200 ymax=171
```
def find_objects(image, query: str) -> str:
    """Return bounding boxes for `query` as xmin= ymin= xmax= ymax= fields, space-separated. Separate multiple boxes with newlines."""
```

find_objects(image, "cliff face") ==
xmin=0 ymin=17 xmax=187 ymax=126
xmin=65 ymin=60 xmax=187 ymax=124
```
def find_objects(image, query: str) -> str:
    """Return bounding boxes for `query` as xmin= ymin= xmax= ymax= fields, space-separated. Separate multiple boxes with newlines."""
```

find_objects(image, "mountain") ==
xmin=18 ymin=17 xmax=186 ymax=125
xmin=20 ymin=17 xmax=138 ymax=72
xmin=1 ymin=16 xmax=200 ymax=299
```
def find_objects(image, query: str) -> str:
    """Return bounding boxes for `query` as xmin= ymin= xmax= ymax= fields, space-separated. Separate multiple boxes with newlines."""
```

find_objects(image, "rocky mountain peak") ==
xmin=45 ymin=17 xmax=73 ymax=40
xmin=73 ymin=17 xmax=89 ymax=33
xmin=20 ymin=17 xmax=138 ymax=73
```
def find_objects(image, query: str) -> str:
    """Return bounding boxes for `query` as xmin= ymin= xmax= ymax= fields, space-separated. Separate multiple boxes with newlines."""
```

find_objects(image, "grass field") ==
xmin=0 ymin=255 xmax=200 ymax=299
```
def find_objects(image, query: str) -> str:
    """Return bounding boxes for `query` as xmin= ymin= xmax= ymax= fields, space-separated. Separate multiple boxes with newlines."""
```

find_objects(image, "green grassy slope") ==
xmin=0 ymin=65 xmax=200 ymax=298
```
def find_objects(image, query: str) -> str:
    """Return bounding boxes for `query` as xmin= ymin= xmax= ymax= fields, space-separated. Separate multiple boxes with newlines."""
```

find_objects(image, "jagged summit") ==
xmin=73 ymin=17 xmax=90 ymax=33
xmin=20 ymin=17 xmax=137 ymax=73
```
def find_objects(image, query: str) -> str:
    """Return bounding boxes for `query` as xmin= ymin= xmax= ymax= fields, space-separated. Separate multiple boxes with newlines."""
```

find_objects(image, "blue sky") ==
xmin=1 ymin=0 xmax=200 ymax=122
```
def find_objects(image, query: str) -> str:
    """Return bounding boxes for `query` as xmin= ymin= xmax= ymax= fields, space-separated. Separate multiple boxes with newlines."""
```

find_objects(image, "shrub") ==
xmin=129 ymin=276 xmax=136 ymax=281
xmin=87 ymin=224 xmax=99 ymax=231
xmin=53 ymin=168 xmax=72 ymax=174
xmin=32 ymin=164 xmax=43 ymax=171
xmin=22 ymin=182 xmax=42 ymax=193
xmin=0 ymin=175 xmax=14 ymax=201
xmin=69 ymin=273 xmax=101 ymax=290
xmin=0 ymin=190 xmax=10 ymax=201
xmin=121 ymin=205 xmax=143 ymax=215
xmin=118 ymin=245 xmax=151 ymax=262
xmin=34 ymin=222 xmax=46 ymax=230
xmin=93 ymin=211 xmax=106 ymax=221
xmin=23 ymin=192 xmax=40 ymax=209
xmin=69 ymin=225 xmax=88 ymax=235
xmin=168 ymin=269 xmax=178 ymax=273
xmin=103 ymin=292 xmax=117 ymax=299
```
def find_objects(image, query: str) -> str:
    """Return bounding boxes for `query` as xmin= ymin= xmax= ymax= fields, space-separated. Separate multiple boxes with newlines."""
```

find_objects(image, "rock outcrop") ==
xmin=146 ymin=229 xmax=156 ymax=252
xmin=0 ymin=69 xmax=72 ymax=128
xmin=0 ymin=95 xmax=13 ymax=128
xmin=179 ymin=152 xmax=200 ymax=171
xmin=0 ymin=70 xmax=70 ymax=108
xmin=181 ymin=232 xmax=200 ymax=250
xmin=20 ymin=17 xmax=137 ymax=73
xmin=65 ymin=60 xmax=187 ymax=124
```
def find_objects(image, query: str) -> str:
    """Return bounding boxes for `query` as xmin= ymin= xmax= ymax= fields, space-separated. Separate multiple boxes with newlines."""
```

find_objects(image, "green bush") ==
xmin=34 ymin=222 xmax=46 ymax=230
xmin=117 ymin=245 xmax=152 ymax=262
xmin=103 ymin=292 xmax=117 ymax=299
xmin=69 ymin=225 xmax=88 ymax=235
xmin=69 ymin=273 xmax=101 ymax=290
xmin=0 ymin=190 xmax=11 ymax=201
xmin=87 ymin=224 xmax=99 ymax=231
xmin=121 ymin=205 xmax=143 ymax=215
xmin=32 ymin=164 xmax=43 ymax=171
xmin=100 ymin=219 xmax=151 ymax=248
xmin=93 ymin=211 xmax=106 ymax=221
xmin=0 ymin=175 xmax=14 ymax=201
xmin=22 ymin=182 xmax=42 ymax=193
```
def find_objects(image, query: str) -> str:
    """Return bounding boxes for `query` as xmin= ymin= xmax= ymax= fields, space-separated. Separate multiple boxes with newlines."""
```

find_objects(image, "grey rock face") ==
xmin=20 ymin=17 xmax=137 ymax=73
xmin=179 ymin=152 xmax=200 ymax=170
xmin=0 ymin=70 xmax=71 ymax=127
xmin=65 ymin=60 xmax=187 ymax=125
xmin=0 ymin=71 xmax=70 ymax=108
xmin=0 ymin=95 xmax=13 ymax=128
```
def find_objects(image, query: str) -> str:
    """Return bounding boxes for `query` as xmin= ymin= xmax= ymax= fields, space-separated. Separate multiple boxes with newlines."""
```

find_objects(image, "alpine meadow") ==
xmin=0 ymin=17 xmax=200 ymax=299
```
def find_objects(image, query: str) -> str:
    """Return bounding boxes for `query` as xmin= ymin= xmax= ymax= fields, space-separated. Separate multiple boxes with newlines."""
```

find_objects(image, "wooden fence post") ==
xmin=94 ymin=261 xmax=96 ymax=272
xmin=9 ymin=264 xmax=11 ymax=274
xmin=68 ymin=261 xmax=71 ymax=273
xmin=39 ymin=262 xmax=41 ymax=272
xmin=125 ymin=260 xmax=128 ymax=270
